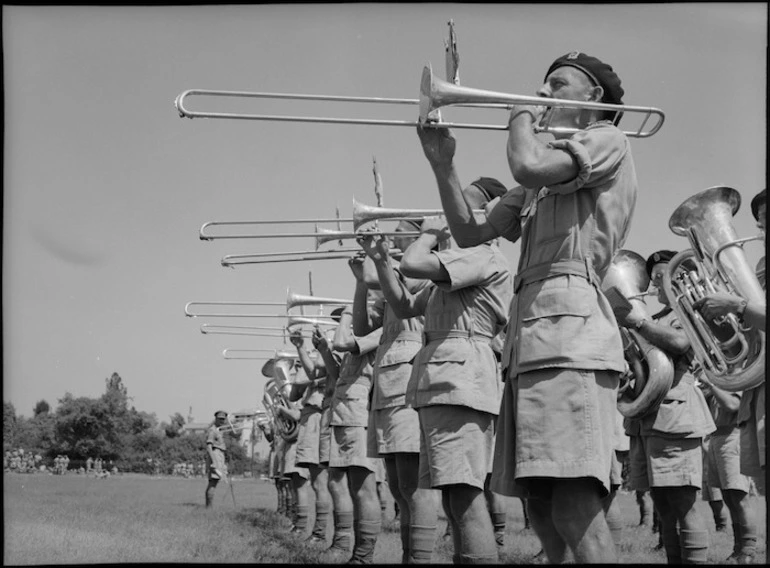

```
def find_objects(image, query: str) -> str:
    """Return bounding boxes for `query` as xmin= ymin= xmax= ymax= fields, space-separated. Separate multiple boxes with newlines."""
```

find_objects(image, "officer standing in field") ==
xmin=205 ymin=410 xmax=229 ymax=508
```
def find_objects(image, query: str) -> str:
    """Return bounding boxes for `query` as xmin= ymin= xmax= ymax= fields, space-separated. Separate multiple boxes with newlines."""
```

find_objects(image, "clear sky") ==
xmin=2 ymin=4 xmax=766 ymax=425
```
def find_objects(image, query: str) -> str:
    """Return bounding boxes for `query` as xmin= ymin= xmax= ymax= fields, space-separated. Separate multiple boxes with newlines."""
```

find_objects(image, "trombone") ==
xmin=184 ymin=301 xmax=338 ymax=319
xmin=175 ymin=63 xmax=665 ymax=139
xmin=201 ymin=324 xmax=299 ymax=339
xmin=221 ymin=248 xmax=367 ymax=267
xmin=223 ymin=349 xmax=301 ymax=360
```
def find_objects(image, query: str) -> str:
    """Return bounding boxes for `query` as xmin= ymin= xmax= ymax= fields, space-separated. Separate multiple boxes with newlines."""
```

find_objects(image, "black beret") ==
xmin=214 ymin=410 xmax=227 ymax=418
xmin=468 ymin=177 xmax=508 ymax=203
xmin=397 ymin=218 xmax=423 ymax=233
xmin=750 ymin=188 xmax=766 ymax=221
xmin=330 ymin=306 xmax=345 ymax=322
xmin=546 ymin=51 xmax=625 ymax=108
xmin=645 ymin=250 xmax=677 ymax=278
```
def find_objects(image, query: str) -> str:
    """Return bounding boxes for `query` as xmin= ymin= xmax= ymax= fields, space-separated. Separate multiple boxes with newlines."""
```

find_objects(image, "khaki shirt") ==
xmin=371 ymin=273 xmax=429 ymax=410
xmin=487 ymin=122 xmax=635 ymax=376
xmin=330 ymin=328 xmax=383 ymax=427
xmin=407 ymin=243 xmax=512 ymax=415
xmin=298 ymin=366 xmax=325 ymax=411
xmin=206 ymin=424 xmax=226 ymax=452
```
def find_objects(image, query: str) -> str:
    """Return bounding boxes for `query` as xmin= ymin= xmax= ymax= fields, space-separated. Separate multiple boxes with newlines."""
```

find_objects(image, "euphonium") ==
xmin=263 ymin=377 xmax=299 ymax=443
xmin=602 ymin=250 xmax=675 ymax=418
xmin=662 ymin=186 xmax=765 ymax=392
xmin=264 ymin=357 xmax=300 ymax=442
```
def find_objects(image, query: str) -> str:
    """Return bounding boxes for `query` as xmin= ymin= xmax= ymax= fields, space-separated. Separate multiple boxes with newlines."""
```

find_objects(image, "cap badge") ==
xmin=566 ymin=51 xmax=581 ymax=60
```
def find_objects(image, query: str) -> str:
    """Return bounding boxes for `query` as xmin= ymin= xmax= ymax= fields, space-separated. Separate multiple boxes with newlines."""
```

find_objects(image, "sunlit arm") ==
xmin=400 ymin=234 xmax=450 ymax=284
xmin=430 ymin=165 xmax=500 ymax=248
xmin=352 ymin=271 xmax=381 ymax=336
xmin=633 ymin=319 xmax=691 ymax=356
xmin=507 ymin=112 xmax=579 ymax=189
xmin=703 ymin=381 xmax=741 ymax=413
xmin=333 ymin=312 xmax=358 ymax=353
xmin=371 ymin=254 xmax=425 ymax=320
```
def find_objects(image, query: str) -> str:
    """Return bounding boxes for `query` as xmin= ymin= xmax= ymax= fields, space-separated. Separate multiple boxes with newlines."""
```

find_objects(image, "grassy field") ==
xmin=3 ymin=472 xmax=766 ymax=564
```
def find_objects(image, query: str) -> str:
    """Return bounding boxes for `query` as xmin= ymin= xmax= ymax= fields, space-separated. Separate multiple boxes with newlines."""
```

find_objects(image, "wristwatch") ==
xmin=634 ymin=317 xmax=649 ymax=330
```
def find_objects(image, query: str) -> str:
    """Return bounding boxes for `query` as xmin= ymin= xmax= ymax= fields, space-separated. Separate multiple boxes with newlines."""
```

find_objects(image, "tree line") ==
xmin=3 ymin=373 xmax=260 ymax=475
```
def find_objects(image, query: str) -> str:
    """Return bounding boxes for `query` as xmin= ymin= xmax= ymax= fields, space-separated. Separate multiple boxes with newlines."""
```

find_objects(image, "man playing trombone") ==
xmin=416 ymin=51 xmax=638 ymax=563
xmin=359 ymin=177 xmax=512 ymax=564
xmin=353 ymin=225 xmax=440 ymax=564
xmin=287 ymin=329 xmax=334 ymax=545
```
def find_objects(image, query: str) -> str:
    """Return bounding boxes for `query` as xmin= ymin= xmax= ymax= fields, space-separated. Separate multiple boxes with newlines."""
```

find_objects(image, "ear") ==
xmin=588 ymin=85 xmax=604 ymax=102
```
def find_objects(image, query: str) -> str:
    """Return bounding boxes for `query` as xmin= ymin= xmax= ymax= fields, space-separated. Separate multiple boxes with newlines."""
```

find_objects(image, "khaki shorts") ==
xmin=296 ymin=406 xmax=323 ymax=468
xmin=610 ymin=450 xmax=623 ymax=489
xmin=705 ymin=429 xmax=751 ymax=493
xmin=373 ymin=457 xmax=387 ymax=483
xmin=206 ymin=448 xmax=227 ymax=480
xmin=329 ymin=425 xmax=376 ymax=471
xmin=319 ymin=407 xmax=332 ymax=466
xmin=628 ymin=435 xmax=702 ymax=490
xmin=283 ymin=439 xmax=309 ymax=480
xmin=369 ymin=406 xmax=421 ymax=456
xmin=417 ymin=405 xmax=495 ymax=491
xmin=491 ymin=368 xmax=618 ymax=499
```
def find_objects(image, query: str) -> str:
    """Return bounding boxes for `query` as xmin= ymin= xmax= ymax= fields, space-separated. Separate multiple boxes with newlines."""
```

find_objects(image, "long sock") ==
xmin=680 ymin=529 xmax=709 ymax=564
xmin=293 ymin=505 xmax=309 ymax=532
xmin=330 ymin=511 xmax=354 ymax=551
xmin=738 ymin=523 xmax=757 ymax=557
xmin=490 ymin=511 xmax=506 ymax=549
xmin=350 ymin=519 xmax=381 ymax=564
xmin=409 ymin=524 xmax=436 ymax=564
xmin=662 ymin=525 xmax=681 ymax=564
xmin=311 ymin=501 xmax=331 ymax=539
xmin=400 ymin=523 xmax=410 ymax=564
xmin=731 ymin=523 xmax=742 ymax=557
xmin=605 ymin=504 xmax=624 ymax=551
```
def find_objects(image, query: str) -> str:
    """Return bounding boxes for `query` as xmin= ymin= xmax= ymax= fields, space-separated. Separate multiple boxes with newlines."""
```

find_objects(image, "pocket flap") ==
xmin=521 ymin=286 xmax=592 ymax=321
xmin=378 ymin=342 xmax=421 ymax=368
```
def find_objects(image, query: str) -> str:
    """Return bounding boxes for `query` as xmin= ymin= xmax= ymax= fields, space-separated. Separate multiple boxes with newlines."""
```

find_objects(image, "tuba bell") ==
xmin=603 ymin=250 xmax=675 ymax=418
xmin=662 ymin=186 xmax=765 ymax=392
xmin=261 ymin=357 xmax=300 ymax=442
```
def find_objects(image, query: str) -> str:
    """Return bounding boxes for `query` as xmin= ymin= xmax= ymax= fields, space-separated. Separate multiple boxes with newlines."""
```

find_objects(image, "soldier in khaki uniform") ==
xmin=321 ymin=304 xmax=383 ymax=564
xmin=360 ymin=178 xmax=512 ymax=563
xmin=417 ymin=51 xmax=638 ymax=563
xmin=205 ymin=410 xmax=228 ymax=508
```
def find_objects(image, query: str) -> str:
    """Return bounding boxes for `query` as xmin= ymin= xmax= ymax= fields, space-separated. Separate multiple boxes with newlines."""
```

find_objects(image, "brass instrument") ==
xmin=222 ymin=248 xmax=366 ymax=267
xmin=217 ymin=410 xmax=269 ymax=434
xmin=223 ymin=349 xmax=280 ymax=360
xmin=603 ymin=250 xmax=675 ymax=418
xmin=185 ymin=301 xmax=337 ymax=319
xmin=662 ymin=186 xmax=765 ymax=392
xmin=287 ymin=315 xmax=340 ymax=329
xmin=351 ymin=199 xmax=483 ymax=231
xmin=202 ymin=323 xmax=296 ymax=339
xmin=286 ymin=288 xmax=354 ymax=311
xmin=262 ymin=358 xmax=300 ymax=442
xmin=174 ymin=65 xmax=665 ymax=138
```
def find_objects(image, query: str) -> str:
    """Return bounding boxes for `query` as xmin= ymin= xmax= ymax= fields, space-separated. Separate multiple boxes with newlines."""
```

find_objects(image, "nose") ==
xmin=536 ymin=82 xmax=551 ymax=98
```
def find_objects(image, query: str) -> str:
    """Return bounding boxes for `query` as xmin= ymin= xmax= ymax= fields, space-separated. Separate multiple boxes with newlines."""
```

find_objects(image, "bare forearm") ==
xmin=374 ymin=258 xmax=422 ymax=319
xmin=635 ymin=320 xmax=691 ymax=355
xmin=431 ymin=164 xmax=497 ymax=247
xmin=352 ymin=279 xmax=375 ymax=336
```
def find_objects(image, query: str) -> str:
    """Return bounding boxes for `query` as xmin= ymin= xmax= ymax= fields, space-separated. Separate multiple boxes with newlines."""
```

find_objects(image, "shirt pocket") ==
xmin=517 ymin=285 xmax=594 ymax=366
xmin=651 ymin=387 xmax=693 ymax=435
xmin=415 ymin=339 xmax=470 ymax=395
xmin=376 ymin=341 xmax=421 ymax=400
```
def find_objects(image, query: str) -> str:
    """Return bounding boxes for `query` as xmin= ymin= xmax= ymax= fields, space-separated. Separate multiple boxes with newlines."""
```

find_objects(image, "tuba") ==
xmin=603 ymin=250 xmax=675 ymax=418
xmin=662 ymin=186 xmax=765 ymax=392
xmin=261 ymin=358 xmax=300 ymax=442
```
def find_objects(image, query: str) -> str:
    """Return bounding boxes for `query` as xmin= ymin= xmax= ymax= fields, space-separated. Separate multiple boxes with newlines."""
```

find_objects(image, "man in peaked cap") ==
xmin=205 ymin=410 xmax=228 ymax=508
xmin=417 ymin=51 xmax=640 ymax=563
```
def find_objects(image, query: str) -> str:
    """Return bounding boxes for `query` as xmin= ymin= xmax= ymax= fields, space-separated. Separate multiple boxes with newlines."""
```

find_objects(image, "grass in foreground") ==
xmin=3 ymin=472 xmax=766 ymax=564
